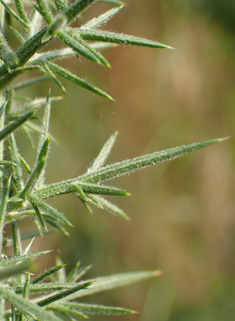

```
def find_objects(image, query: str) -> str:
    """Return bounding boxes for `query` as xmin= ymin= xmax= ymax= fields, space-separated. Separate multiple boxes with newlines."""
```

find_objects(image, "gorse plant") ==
xmin=0 ymin=0 xmax=226 ymax=320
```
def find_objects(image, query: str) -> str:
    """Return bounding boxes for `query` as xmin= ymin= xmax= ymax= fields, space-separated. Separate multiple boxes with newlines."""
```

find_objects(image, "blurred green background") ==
xmin=14 ymin=0 xmax=235 ymax=320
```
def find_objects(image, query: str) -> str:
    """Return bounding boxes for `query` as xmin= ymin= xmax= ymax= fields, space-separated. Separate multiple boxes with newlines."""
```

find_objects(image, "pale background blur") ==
xmin=14 ymin=0 xmax=235 ymax=320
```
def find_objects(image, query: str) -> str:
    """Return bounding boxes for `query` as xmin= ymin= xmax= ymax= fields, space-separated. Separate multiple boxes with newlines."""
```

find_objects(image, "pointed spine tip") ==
xmin=219 ymin=136 xmax=230 ymax=142
xmin=130 ymin=309 xmax=138 ymax=315
xmin=102 ymin=92 xmax=115 ymax=101
xmin=167 ymin=45 xmax=176 ymax=50
xmin=154 ymin=270 xmax=162 ymax=277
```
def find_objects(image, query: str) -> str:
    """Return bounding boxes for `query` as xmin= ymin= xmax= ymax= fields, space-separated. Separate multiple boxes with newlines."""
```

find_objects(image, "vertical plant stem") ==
xmin=12 ymin=221 xmax=22 ymax=257
xmin=0 ymin=176 xmax=10 ymax=254
xmin=0 ymin=3 xmax=4 ymax=32
xmin=0 ymin=298 xmax=5 ymax=320
xmin=0 ymin=94 xmax=4 ymax=198
xmin=11 ymin=221 xmax=24 ymax=283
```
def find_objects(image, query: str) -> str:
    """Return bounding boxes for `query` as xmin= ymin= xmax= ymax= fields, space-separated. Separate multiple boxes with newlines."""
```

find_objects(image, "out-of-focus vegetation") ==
xmin=16 ymin=0 xmax=235 ymax=320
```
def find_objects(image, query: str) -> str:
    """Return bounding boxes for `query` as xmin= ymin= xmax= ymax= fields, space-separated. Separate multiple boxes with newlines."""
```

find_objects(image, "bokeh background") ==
xmin=13 ymin=0 xmax=235 ymax=320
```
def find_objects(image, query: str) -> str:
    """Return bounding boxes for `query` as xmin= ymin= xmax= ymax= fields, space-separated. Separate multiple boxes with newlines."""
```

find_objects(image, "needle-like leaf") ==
xmin=30 ymin=202 xmax=47 ymax=230
xmin=33 ymin=181 xmax=129 ymax=200
xmin=89 ymin=131 xmax=118 ymax=172
xmin=99 ymin=0 xmax=123 ymax=4
xmin=0 ymin=286 xmax=62 ymax=321
xmin=32 ymin=264 xmax=66 ymax=284
xmin=64 ymin=270 xmax=162 ymax=300
xmin=91 ymin=42 xmax=117 ymax=50
xmin=35 ymin=0 xmax=54 ymax=24
xmin=79 ymin=138 xmax=225 ymax=184
xmin=88 ymin=195 xmax=129 ymax=219
xmin=28 ymin=8 xmax=43 ymax=38
xmin=16 ymin=96 xmax=62 ymax=115
xmin=23 ymin=238 xmax=35 ymax=255
xmin=8 ymin=134 xmax=24 ymax=191
xmin=68 ymin=264 xmax=92 ymax=283
xmin=52 ymin=302 xmax=136 ymax=316
xmin=0 ymin=109 xmax=37 ymax=142
xmin=5 ymin=209 xmax=68 ymax=234
xmin=46 ymin=304 xmax=88 ymax=319
xmin=14 ymin=282 xmax=91 ymax=294
xmin=82 ymin=5 xmax=123 ymax=29
xmin=0 ymin=176 xmax=11 ymax=252
xmin=12 ymin=75 xmax=49 ymax=91
xmin=66 ymin=261 xmax=81 ymax=283
xmin=45 ymin=218 xmax=69 ymax=235
xmin=0 ymin=99 xmax=7 ymax=119
xmin=56 ymin=257 xmax=67 ymax=282
xmin=11 ymin=221 xmax=22 ymax=256
xmin=39 ymin=95 xmax=51 ymax=155
xmin=21 ymin=125 xmax=35 ymax=147
xmin=20 ymin=138 xmax=50 ymax=199
xmin=0 ymin=167 xmax=17 ymax=190
xmin=64 ymin=0 xmax=97 ymax=25
xmin=37 ymin=94 xmax=52 ymax=187
xmin=22 ymin=273 xmax=30 ymax=298
xmin=42 ymin=61 xmax=66 ymax=91
xmin=0 ymin=0 xmax=29 ymax=29
xmin=32 ymin=139 xmax=224 ymax=211
xmin=14 ymin=0 xmax=29 ymax=24
xmin=3 ymin=229 xmax=54 ymax=247
xmin=0 ymin=2 xmax=5 ymax=31
xmin=0 ymin=161 xmax=16 ymax=166
xmin=0 ymin=30 xmax=18 ymax=72
xmin=79 ymin=29 xmax=174 ymax=49
xmin=27 ymin=194 xmax=72 ymax=226
xmin=9 ymin=25 xmax=25 ymax=44
xmin=66 ymin=28 xmax=110 ymax=67
xmin=0 ymin=250 xmax=51 ymax=267
xmin=71 ymin=184 xmax=88 ymax=202
xmin=0 ymin=260 xmax=31 ymax=281
xmin=46 ymin=61 xmax=113 ymax=99
xmin=37 ymin=282 xmax=92 ymax=307
xmin=57 ymin=29 xmax=101 ymax=64
xmin=29 ymin=48 xmax=75 ymax=64
xmin=19 ymin=154 xmax=31 ymax=174
xmin=31 ymin=216 xmax=43 ymax=236
xmin=18 ymin=273 xmax=31 ymax=321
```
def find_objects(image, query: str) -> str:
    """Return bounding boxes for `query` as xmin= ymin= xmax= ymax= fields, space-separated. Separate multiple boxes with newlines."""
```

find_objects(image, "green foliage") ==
xmin=0 ymin=0 xmax=226 ymax=320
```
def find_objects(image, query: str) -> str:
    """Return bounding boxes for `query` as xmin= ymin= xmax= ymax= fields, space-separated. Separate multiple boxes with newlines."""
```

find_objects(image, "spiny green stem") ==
xmin=0 ymin=27 xmax=47 ymax=80
xmin=32 ymin=182 xmax=129 ymax=200
xmin=79 ymin=138 xmax=224 ymax=184
xmin=0 ymin=176 xmax=10 ymax=254
xmin=0 ymin=94 xmax=4 ymax=198
xmin=0 ymin=3 xmax=5 ymax=31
